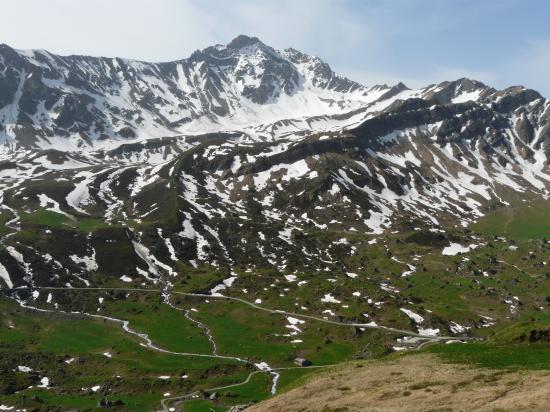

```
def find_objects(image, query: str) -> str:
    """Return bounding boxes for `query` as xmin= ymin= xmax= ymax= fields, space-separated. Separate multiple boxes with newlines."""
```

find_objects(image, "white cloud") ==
xmin=0 ymin=0 xmax=220 ymax=60
xmin=192 ymin=0 xmax=384 ymax=63
xmin=0 ymin=0 xmax=381 ymax=63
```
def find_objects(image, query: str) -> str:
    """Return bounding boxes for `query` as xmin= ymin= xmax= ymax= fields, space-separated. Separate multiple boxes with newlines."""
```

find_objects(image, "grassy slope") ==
xmin=471 ymin=200 xmax=550 ymax=240
xmin=1 ymin=201 xmax=548 ymax=410
xmin=0 ymin=297 xmax=253 ymax=411
xmin=246 ymin=351 xmax=550 ymax=412
xmin=20 ymin=210 xmax=112 ymax=233
xmin=245 ymin=202 xmax=550 ymax=411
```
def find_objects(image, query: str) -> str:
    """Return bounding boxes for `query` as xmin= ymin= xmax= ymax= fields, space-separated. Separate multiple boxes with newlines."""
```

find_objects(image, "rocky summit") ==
xmin=0 ymin=35 xmax=549 ymax=412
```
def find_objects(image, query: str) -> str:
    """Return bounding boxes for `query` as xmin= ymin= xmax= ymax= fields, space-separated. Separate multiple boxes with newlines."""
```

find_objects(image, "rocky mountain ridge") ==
xmin=0 ymin=35 xmax=397 ymax=150
xmin=0 ymin=35 xmax=548 ymax=293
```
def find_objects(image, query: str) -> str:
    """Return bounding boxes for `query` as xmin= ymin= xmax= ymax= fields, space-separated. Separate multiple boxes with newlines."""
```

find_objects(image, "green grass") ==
xmin=187 ymin=297 xmax=386 ymax=367
xmin=425 ymin=315 xmax=550 ymax=370
xmin=428 ymin=342 xmax=550 ymax=370
xmin=275 ymin=368 xmax=319 ymax=392
xmin=1 ymin=290 xmax=385 ymax=410
xmin=0 ymin=210 xmax=15 ymax=235
xmin=177 ymin=372 xmax=272 ymax=411
xmin=5 ymin=305 xmax=228 ymax=373
xmin=488 ymin=314 xmax=550 ymax=345
xmin=5 ymin=390 xmax=161 ymax=411
xmin=183 ymin=400 xmax=227 ymax=412
xmin=217 ymin=371 xmax=271 ymax=403
xmin=76 ymin=217 xmax=112 ymax=232
xmin=21 ymin=210 xmax=68 ymax=228
xmin=101 ymin=296 xmax=213 ymax=354
xmin=1 ymin=213 xmax=547 ymax=410
xmin=20 ymin=210 xmax=113 ymax=233
xmin=173 ymin=265 xmax=230 ymax=293
xmin=0 ymin=296 xmax=252 ymax=411
xmin=192 ymin=300 xmax=296 ymax=365
xmin=39 ymin=317 xmax=124 ymax=354
xmin=471 ymin=200 xmax=550 ymax=239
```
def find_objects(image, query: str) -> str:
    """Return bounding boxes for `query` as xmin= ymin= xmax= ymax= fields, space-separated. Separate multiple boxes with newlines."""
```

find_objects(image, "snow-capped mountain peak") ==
xmin=0 ymin=35 xmax=549 ymax=291
xmin=0 ymin=35 xmax=391 ymax=150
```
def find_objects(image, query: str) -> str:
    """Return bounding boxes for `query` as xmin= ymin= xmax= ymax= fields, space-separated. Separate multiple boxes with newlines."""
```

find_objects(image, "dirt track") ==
xmin=247 ymin=354 xmax=550 ymax=412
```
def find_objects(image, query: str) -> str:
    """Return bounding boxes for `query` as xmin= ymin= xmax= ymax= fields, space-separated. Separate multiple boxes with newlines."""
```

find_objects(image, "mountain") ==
xmin=0 ymin=35 xmax=395 ymax=149
xmin=0 ymin=35 xmax=549 ymax=412
xmin=0 ymin=35 xmax=549 ymax=291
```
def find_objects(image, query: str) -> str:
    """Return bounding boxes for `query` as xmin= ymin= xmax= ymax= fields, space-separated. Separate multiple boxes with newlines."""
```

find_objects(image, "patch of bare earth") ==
xmin=247 ymin=354 xmax=550 ymax=412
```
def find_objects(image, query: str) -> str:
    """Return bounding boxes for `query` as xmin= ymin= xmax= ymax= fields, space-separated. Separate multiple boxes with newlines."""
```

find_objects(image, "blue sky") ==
xmin=2 ymin=0 xmax=549 ymax=95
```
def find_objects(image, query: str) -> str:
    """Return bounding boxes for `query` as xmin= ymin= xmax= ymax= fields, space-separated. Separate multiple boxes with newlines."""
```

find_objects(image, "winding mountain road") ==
xmin=4 ymin=285 xmax=467 ymax=411
xmin=9 ymin=286 xmax=463 ymax=341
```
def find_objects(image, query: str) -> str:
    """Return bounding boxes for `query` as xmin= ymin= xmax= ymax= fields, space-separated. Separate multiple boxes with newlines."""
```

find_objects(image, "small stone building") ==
xmin=294 ymin=358 xmax=312 ymax=367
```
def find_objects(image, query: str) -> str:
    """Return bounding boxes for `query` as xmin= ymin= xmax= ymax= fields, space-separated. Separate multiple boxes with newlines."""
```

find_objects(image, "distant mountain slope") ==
xmin=0 ymin=35 xmax=548 ymax=292
xmin=0 ymin=35 xmax=398 ymax=149
xmin=4 ymin=35 xmax=547 ymax=153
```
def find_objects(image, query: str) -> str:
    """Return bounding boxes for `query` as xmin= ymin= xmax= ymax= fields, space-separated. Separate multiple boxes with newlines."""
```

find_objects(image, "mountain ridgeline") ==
xmin=0 ymin=35 xmax=548 ymax=291
xmin=0 ymin=35 xmax=378 ymax=148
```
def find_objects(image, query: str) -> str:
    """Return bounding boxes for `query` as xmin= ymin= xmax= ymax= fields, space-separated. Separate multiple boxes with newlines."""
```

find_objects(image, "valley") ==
xmin=0 ymin=35 xmax=548 ymax=411
xmin=1 ymin=203 xmax=548 ymax=410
